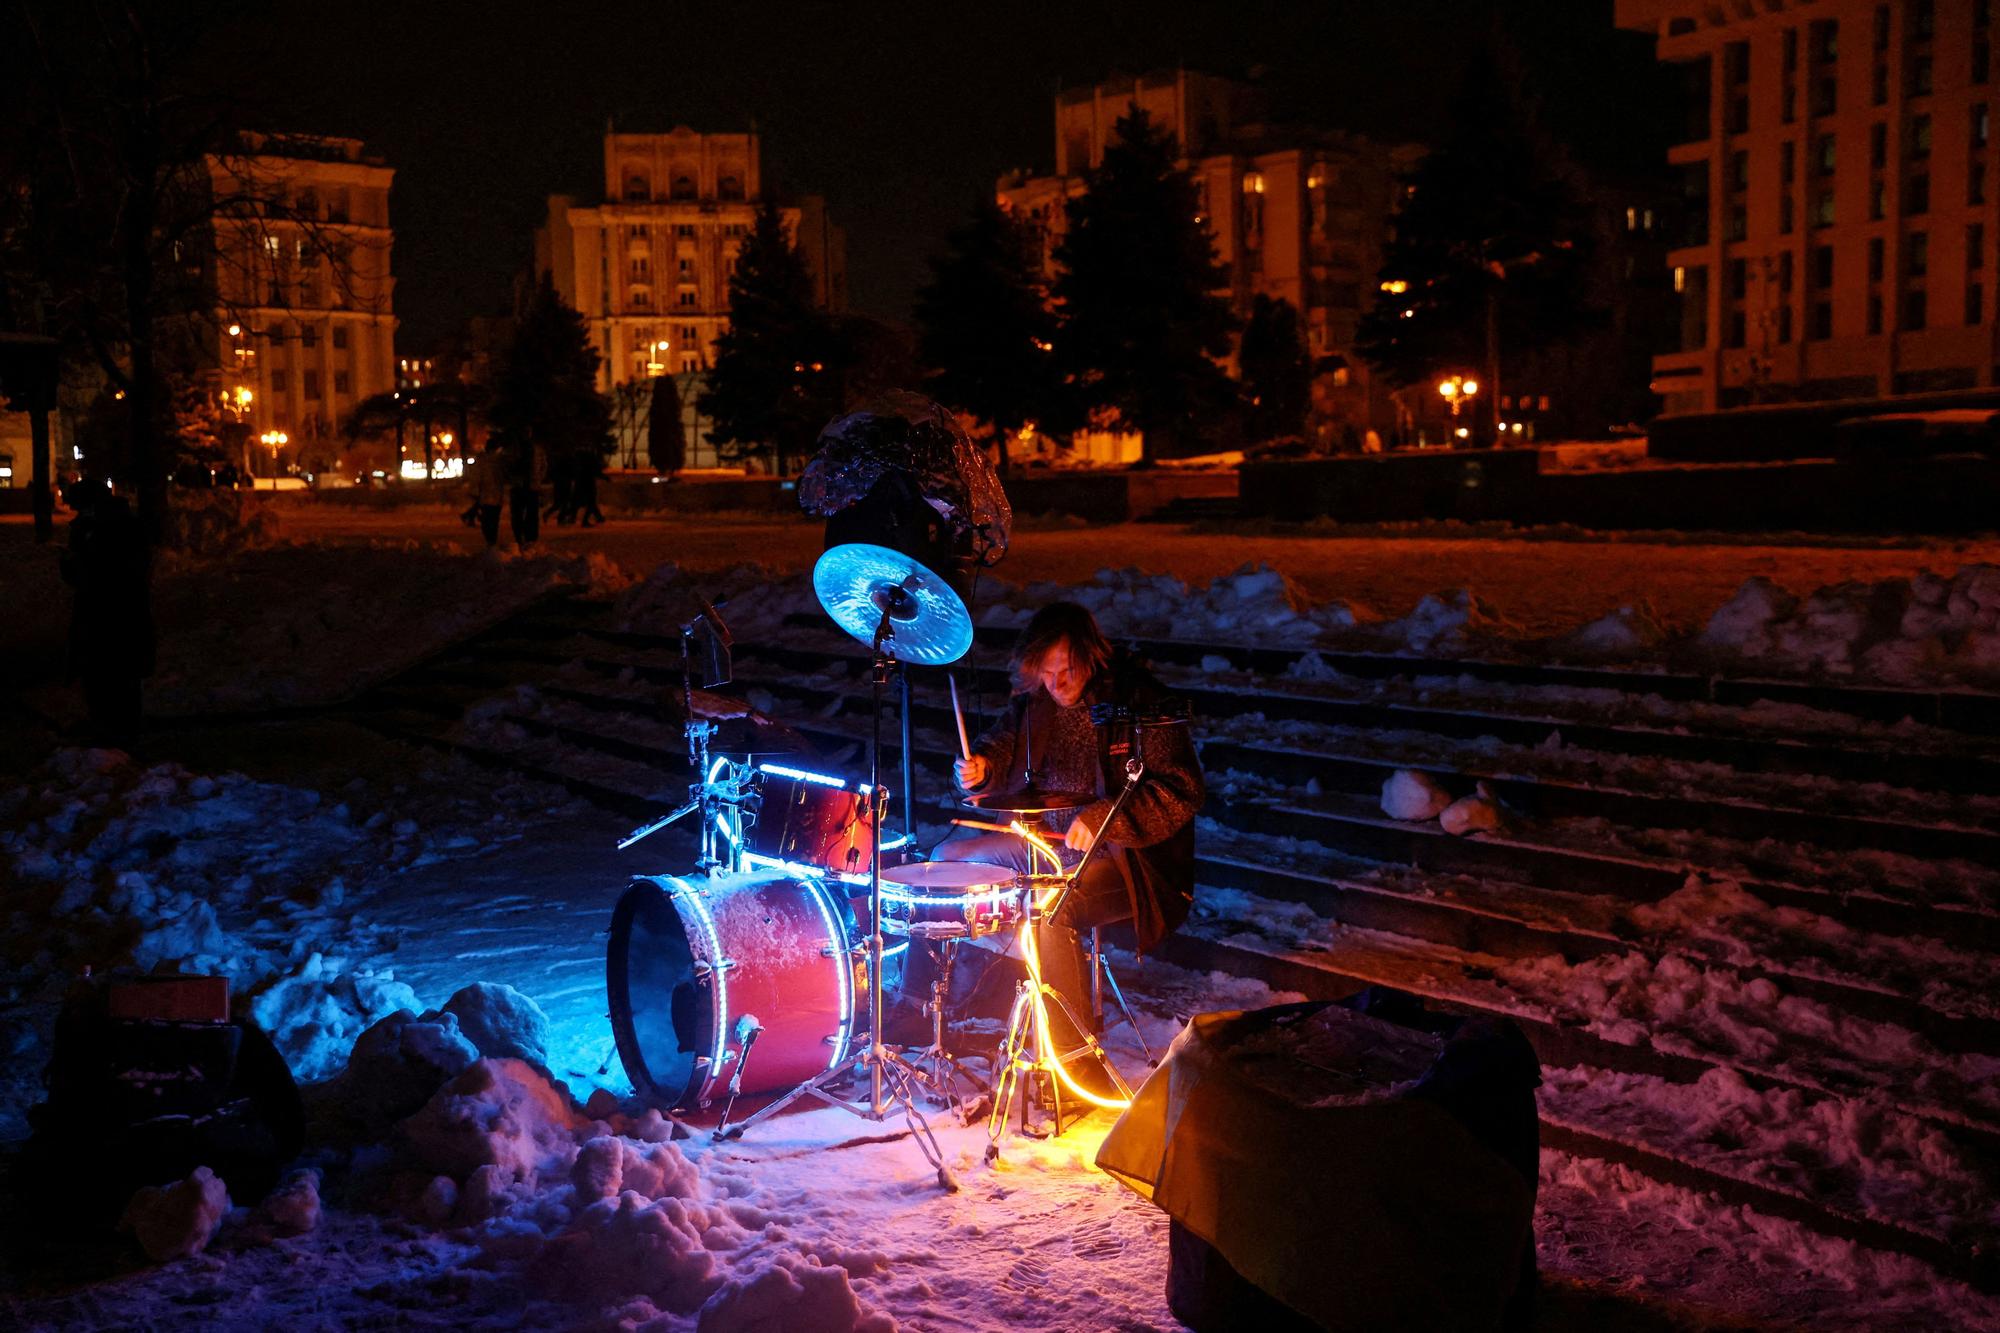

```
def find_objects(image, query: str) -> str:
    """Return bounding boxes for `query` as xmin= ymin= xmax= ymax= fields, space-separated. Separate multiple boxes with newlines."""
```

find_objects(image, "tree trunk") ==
xmin=1484 ymin=286 xmax=1501 ymax=449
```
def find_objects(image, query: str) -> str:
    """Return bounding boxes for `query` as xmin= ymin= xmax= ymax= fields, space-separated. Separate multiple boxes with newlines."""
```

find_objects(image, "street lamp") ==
xmin=647 ymin=339 xmax=669 ymax=376
xmin=1438 ymin=375 xmax=1479 ymax=445
xmin=258 ymin=429 xmax=288 ymax=490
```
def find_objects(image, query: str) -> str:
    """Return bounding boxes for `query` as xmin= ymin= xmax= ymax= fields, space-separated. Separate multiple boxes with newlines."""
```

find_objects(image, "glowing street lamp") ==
xmin=1438 ymin=375 xmax=1479 ymax=444
xmin=258 ymin=429 xmax=288 ymax=490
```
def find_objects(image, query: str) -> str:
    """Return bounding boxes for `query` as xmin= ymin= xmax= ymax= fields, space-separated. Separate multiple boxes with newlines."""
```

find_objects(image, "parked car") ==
xmin=1834 ymin=409 xmax=2000 ymax=461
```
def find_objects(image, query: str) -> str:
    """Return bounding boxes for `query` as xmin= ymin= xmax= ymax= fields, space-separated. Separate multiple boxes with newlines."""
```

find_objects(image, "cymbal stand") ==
xmin=984 ymin=744 xmax=1145 ymax=1157
xmin=716 ymin=599 xmax=957 ymax=1191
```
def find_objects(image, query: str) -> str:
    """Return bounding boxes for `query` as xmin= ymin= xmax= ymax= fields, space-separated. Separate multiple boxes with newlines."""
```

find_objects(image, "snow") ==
xmin=1439 ymin=787 xmax=1504 ymax=836
xmin=1380 ymin=767 xmax=1452 ymax=821
xmin=1702 ymin=564 xmax=2000 ymax=685
xmin=12 ymin=530 xmax=2000 ymax=1329
xmin=119 ymin=1166 xmax=231 ymax=1262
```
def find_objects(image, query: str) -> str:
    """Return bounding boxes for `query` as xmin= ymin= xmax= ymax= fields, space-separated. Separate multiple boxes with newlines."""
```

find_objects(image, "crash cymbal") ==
xmin=663 ymin=688 xmax=806 ymax=755
xmin=962 ymin=789 xmax=1095 ymax=814
xmin=880 ymin=861 xmax=1019 ymax=891
xmin=812 ymin=542 xmax=972 ymax=666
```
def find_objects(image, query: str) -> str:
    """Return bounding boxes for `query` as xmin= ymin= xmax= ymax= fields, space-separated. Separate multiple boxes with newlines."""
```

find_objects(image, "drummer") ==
xmin=931 ymin=601 xmax=1204 ymax=1052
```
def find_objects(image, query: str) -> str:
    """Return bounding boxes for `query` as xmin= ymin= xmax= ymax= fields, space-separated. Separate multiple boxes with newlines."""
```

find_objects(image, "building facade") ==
xmin=205 ymin=132 xmax=397 ymax=474
xmin=997 ymin=71 xmax=1422 ymax=443
xmin=1619 ymin=0 xmax=2000 ymax=414
xmin=534 ymin=128 xmax=845 ymax=470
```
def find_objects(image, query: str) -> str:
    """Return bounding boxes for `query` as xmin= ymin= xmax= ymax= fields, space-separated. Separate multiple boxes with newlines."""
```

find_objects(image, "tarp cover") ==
xmin=798 ymin=391 xmax=1011 ymax=564
xmin=1097 ymin=1003 xmax=1535 ymax=1332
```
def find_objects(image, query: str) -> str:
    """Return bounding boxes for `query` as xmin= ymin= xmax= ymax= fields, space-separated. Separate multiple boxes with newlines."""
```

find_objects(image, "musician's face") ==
xmin=1038 ymin=642 xmax=1087 ymax=707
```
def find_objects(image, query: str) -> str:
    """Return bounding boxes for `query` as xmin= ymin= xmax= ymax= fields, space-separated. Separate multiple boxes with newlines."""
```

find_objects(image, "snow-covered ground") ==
xmin=9 ymin=526 xmax=2000 ymax=1330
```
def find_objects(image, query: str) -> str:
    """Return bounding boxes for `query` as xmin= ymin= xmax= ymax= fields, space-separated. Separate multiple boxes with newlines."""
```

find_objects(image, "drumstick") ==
xmin=948 ymin=672 xmax=972 ymax=760
xmin=951 ymin=817 xmax=1014 ymax=835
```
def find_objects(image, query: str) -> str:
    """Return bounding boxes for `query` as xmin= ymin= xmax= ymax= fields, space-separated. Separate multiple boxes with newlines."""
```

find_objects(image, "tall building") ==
xmin=997 ymin=70 xmax=1421 ymax=442
xmin=206 ymin=132 xmax=397 ymax=471
xmin=1619 ymin=0 xmax=2000 ymax=414
xmin=535 ymin=127 xmax=845 ymax=390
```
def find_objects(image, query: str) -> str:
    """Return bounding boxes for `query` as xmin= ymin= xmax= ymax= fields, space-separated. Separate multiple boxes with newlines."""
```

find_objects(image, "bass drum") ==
xmin=609 ymin=871 xmax=865 ymax=1111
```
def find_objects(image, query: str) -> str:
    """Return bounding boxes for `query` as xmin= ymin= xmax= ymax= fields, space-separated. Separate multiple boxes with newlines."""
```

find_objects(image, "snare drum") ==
xmin=878 ymin=861 xmax=1025 ymax=939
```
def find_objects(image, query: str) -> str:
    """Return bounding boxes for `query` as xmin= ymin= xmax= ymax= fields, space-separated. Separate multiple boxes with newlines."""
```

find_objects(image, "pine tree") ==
xmin=1356 ymin=50 xmax=1596 ymax=436
xmin=1052 ymin=108 xmax=1237 ymax=461
xmin=698 ymin=201 xmax=841 ymax=474
xmin=1238 ymin=295 xmax=1312 ymax=443
xmin=488 ymin=274 xmax=612 ymax=471
xmin=648 ymin=373 xmax=686 ymax=475
xmin=915 ymin=198 xmax=1063 ymax=468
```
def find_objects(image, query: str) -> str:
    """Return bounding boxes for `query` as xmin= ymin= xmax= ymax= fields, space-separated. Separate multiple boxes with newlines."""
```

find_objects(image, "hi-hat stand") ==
xmin=984 ymin=740 xmax=1146 ymax=1155
xmin=716 ymin=600 xmax=957 ymax=1191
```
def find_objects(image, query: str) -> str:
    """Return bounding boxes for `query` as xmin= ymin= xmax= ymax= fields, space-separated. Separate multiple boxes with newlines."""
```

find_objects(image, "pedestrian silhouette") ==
xmin=59 ymin=479 xmax=154 ymax=747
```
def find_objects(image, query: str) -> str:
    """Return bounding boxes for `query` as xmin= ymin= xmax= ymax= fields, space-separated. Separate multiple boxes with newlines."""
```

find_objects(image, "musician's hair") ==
xmin=1010 ymin=601 xmax=1113 ymax=694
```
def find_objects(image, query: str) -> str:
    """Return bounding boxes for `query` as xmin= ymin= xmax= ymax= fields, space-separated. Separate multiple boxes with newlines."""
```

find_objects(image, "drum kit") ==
xmin=605 ymin=539 xmax=1185 ymax=1187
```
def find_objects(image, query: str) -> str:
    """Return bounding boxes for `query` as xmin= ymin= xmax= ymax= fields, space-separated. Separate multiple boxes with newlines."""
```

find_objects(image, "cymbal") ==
xmin=663 ymin=688 xmax=806 ymax=755
xmin=880 ymin=861 xmax=1019 ymax=891
xmin=812 ymin=542 xmax=972 ymax=666
xmin=963 ymin=789 xmax=1095 ymax=814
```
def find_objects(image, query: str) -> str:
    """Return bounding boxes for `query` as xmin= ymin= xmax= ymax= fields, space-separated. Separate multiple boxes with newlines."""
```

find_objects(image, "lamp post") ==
xmin=258 ymin=430 xmax=288 ymax=489
xmin=1437 ymin=375 xmax=1480 ymax=446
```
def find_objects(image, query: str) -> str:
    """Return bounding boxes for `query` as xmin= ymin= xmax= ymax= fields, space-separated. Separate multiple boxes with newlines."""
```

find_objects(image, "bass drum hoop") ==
xmin=606 ymin=877 xmax=712 ymax=1110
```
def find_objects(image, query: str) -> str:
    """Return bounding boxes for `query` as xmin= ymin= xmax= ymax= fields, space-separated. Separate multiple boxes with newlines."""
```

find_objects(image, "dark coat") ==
xmin=60 ymin=499 xmax=155 ymax=678
xmin=963 ymin=652 xmax=1202 ymax=952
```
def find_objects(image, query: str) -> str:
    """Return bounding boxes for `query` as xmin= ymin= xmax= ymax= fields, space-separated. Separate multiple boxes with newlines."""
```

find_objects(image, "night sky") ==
xmin=207 ymin=0 xmax=1667 ymax=350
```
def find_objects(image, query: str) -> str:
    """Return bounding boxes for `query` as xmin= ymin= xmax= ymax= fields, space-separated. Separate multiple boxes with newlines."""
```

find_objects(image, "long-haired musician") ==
xmin=929 ymin=601 xmax=1204 ymax=1056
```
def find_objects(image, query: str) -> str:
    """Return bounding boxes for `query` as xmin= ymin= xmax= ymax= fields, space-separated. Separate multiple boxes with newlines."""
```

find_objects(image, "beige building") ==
xmin=206 ymin=132 xmax=397 ymax=472
xmin=1619 ymin=0 xmax=2000 ymax=413
xmin=535 ymin=128 xmax=845 ymax=390
xmin=998 ymin=70 xmax=1421 ymax=442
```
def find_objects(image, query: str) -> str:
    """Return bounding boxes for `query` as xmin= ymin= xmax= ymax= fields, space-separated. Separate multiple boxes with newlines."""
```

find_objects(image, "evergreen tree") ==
xmin=915 ymin=198 xmax=1063 ymax=468
xmin=1052 ymin=108 xmax=1237 ymax=461
xmin=1238 ymin=295 xmax=1312 ymax=443
xmin=698 ymin=201 xmax=841 ymax=474
xmin=648 ymin=373 xmax=686 ymax=475
xmin=1356 ymin=50 xmax=1596 ymax=437
xmin=488 ymin=274 xmax=612 ymax=471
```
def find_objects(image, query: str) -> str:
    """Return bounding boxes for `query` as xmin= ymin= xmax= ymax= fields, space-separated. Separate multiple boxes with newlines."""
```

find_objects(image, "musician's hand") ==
xmin=1064 ymin=815 xmax=1097 ymax=851
xmin=955 ymin=755 xmax=988 ymax=790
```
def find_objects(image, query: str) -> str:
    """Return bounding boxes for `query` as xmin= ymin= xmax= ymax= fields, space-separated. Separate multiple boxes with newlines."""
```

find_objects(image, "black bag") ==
xmin=25 ymin=980 xmax=304 ymax=1229
xmin=1164 ymin=989 xmax=1541 ymax=1333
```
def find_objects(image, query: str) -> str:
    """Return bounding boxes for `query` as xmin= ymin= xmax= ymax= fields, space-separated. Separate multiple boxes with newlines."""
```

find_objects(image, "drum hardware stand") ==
xmin=1089 ymin=926 xmax=1153 ymax=1065
xmin=902 ymin=926 xmax=991 ymax=1117
xmin=715 ymin=598 xmax=958 ymax=1191
xmin=984 ymin=745 xmax=1146 ymax=1158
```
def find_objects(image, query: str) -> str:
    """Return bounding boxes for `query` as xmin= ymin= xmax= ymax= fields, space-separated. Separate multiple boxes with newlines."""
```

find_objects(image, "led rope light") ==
xmin=665 ymin=876 xmax=729 ymax=1084
xmin=758 ymin=762 xmax=872 ymax=794
xmin=1018 ymin=915 xmax=1133 ymax=1112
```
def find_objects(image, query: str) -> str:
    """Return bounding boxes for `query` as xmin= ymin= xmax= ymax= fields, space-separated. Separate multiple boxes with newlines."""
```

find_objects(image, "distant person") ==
xmin=545 ymin=452 xmax=575 ymax=526
xmin=577 ymin=455 xmax=605 ymax=527
xmin=468 ymin=446 xmax=506 ymax=549
xmin=507 ymin=438 xmax=545 ymax=548
xmin=59 ymin=479 xmax=154 ymax=747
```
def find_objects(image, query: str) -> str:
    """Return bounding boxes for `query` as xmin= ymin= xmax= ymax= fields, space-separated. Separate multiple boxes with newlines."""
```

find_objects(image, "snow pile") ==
xmin=1439 ymin=788 xmax=1504 ymax=836
xmin=258 ymin=1168 xmax=323 ymax=1237
xmin=1380 ymin=769 xmax=1451 ymax=821
xmin=979 ymin=563 xmax=1362 ymax=645
xmin=1557 ymin=601 xmax=1666 ymax=659
xmin=1367 ymin=589 xmax=1518 ymax=655
xmin=0 ymin=750 xmax=461 ymax=1132
xmin=119 ymin=1166 xmax=231 ymax=1261
xmin=1701 ymin=566 xmax=2000 ymax=684
xmin=442 ymin=981 xmax=551 ymax=1066
xmin=365 ymin=1055 xmax=897 ymax=1329
xmin=148 ymin=541 xmax=627 ymax=714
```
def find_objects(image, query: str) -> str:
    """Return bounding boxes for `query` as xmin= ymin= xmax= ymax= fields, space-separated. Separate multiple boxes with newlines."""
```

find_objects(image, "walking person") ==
xmin=576 ymin=453 xmax=606 ymax=527
xmin=468 ymin=443 xmax=506 ymax=549
xmin=506 ymin=436 xmax=545 ymax=549
xmin=59 ymin=479 xmax=155 ymax=747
